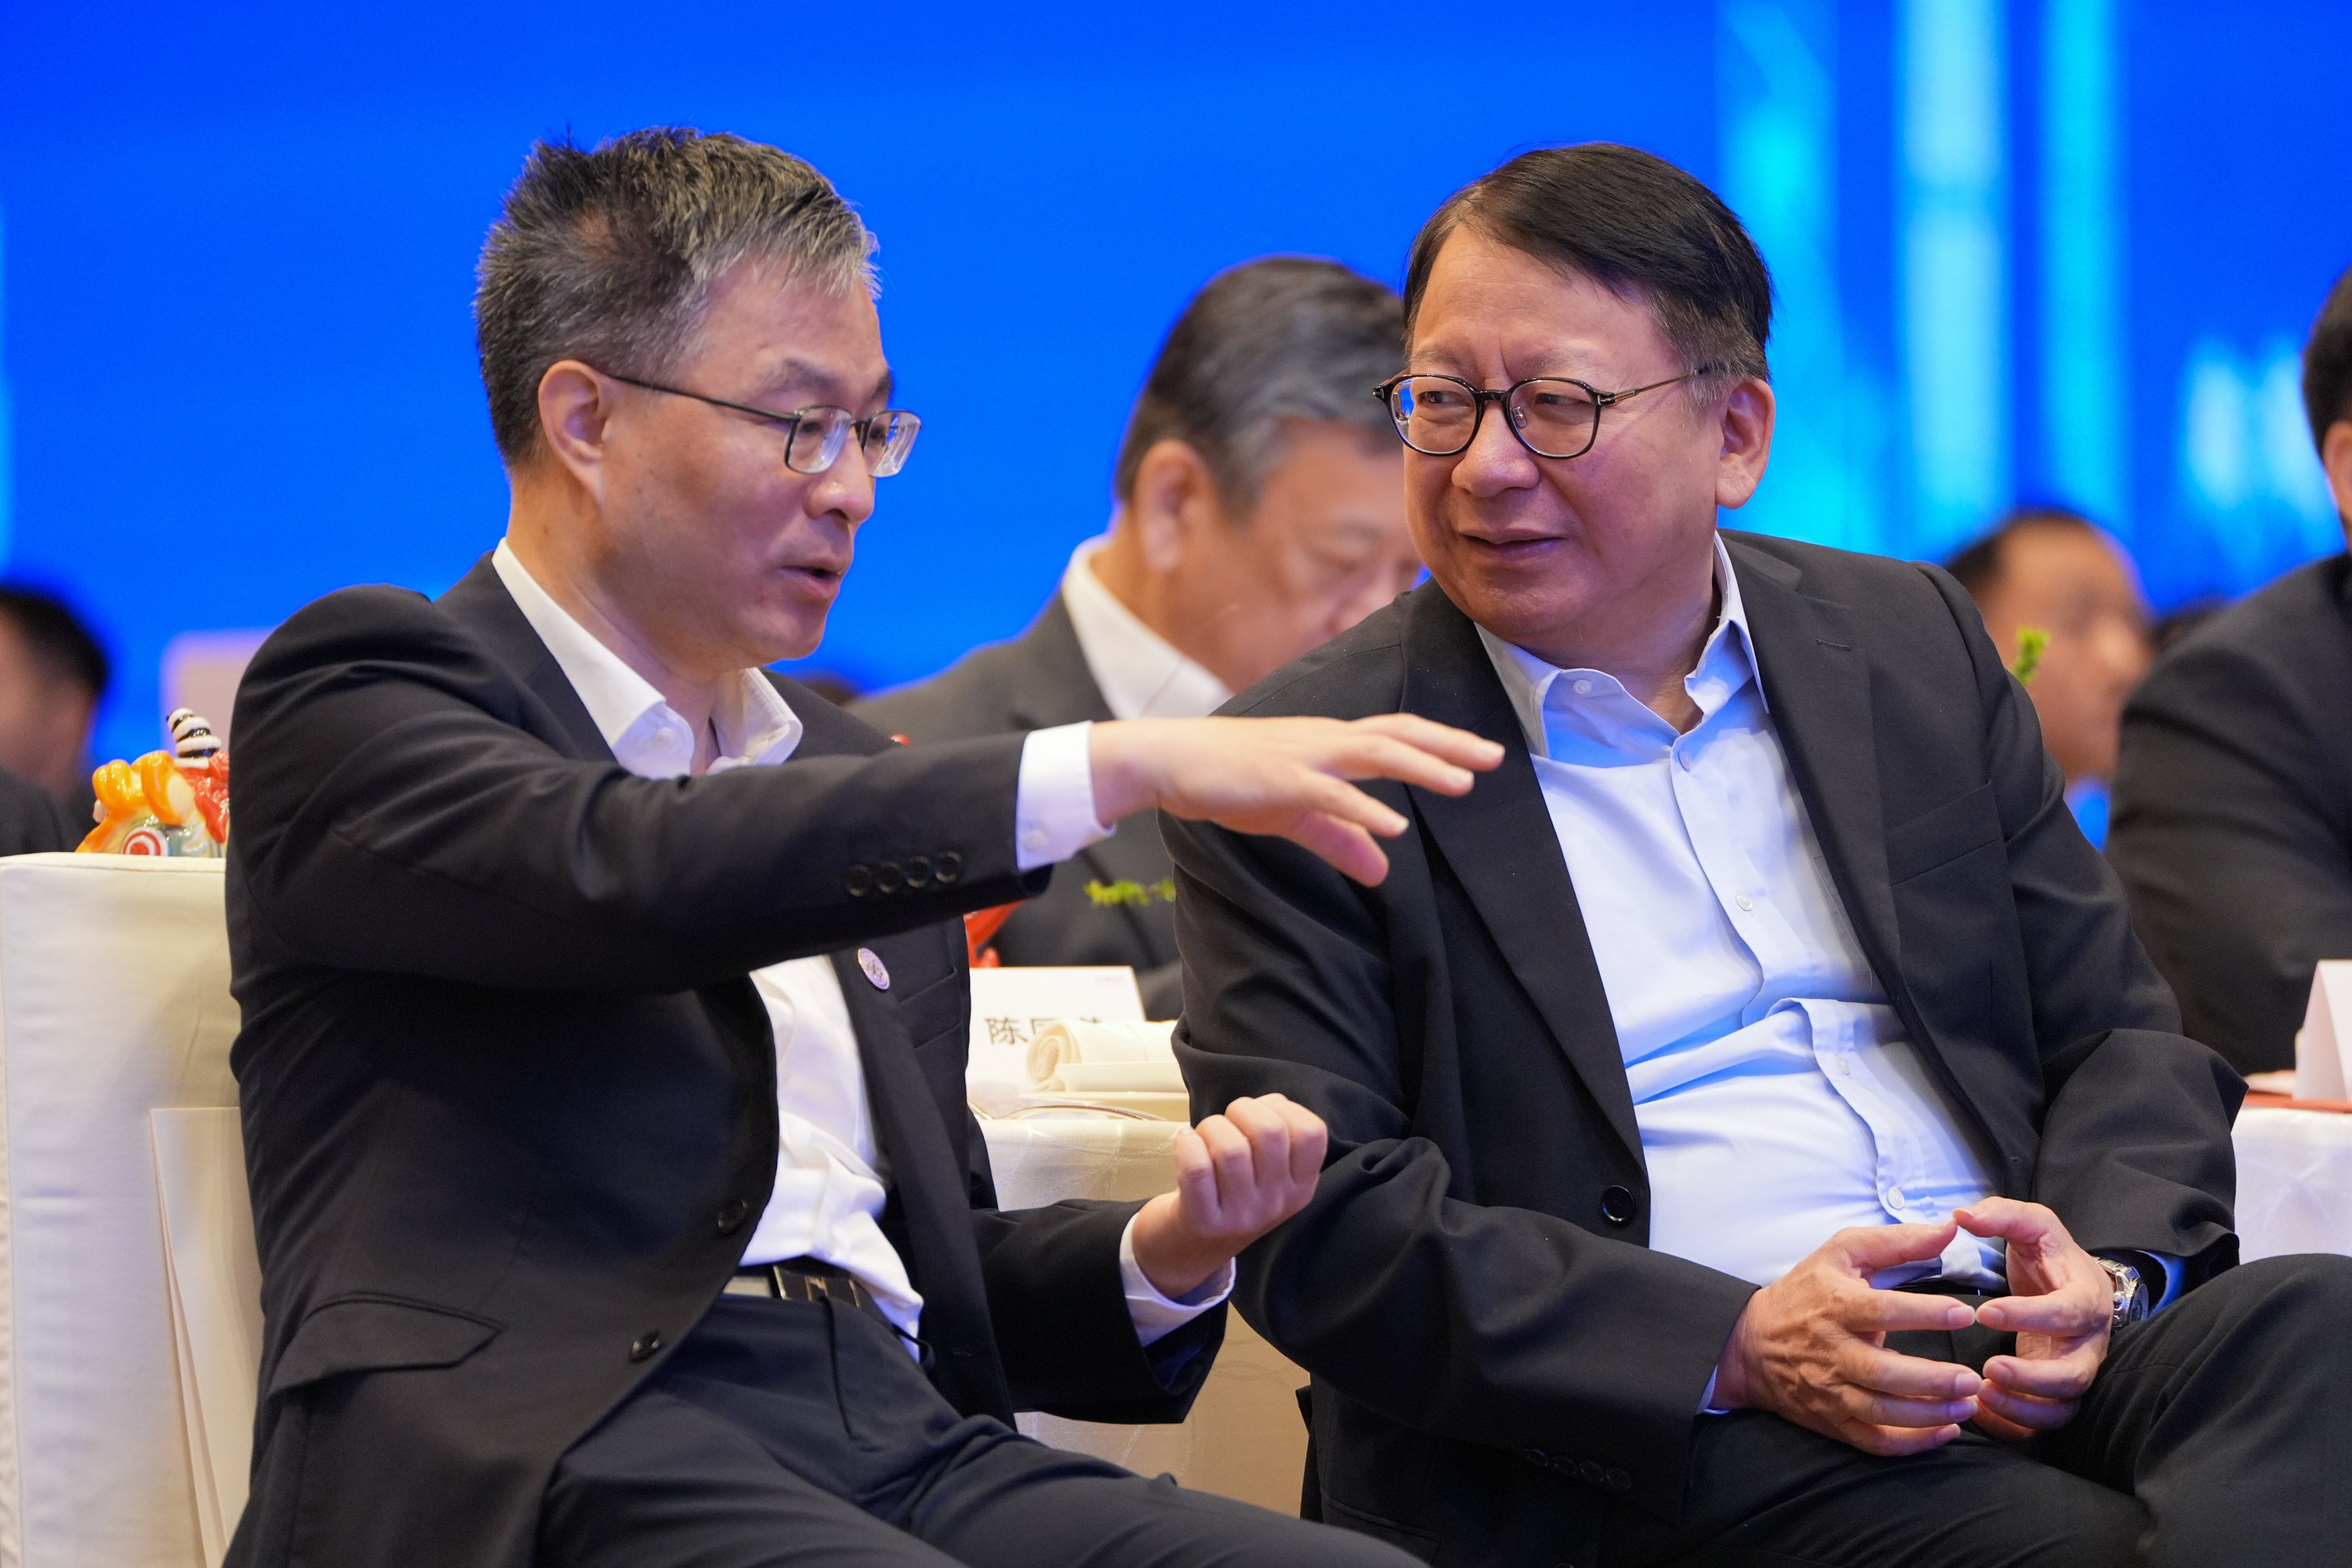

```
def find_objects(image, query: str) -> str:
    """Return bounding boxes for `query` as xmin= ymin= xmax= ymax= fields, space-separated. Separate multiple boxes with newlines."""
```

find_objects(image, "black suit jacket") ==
xmin=225 ymin=558 xmax=1220 ymax=1568
xmin=0 ymin=766 xmax=69 ymax=854
xmin=2108 ymin=553 xmax=2352 ymax=1073
xmin=856 ymin=592 xmax=1185 ymax=1018
xmin=1165 ymin=533 xmax=2241 ymax=1565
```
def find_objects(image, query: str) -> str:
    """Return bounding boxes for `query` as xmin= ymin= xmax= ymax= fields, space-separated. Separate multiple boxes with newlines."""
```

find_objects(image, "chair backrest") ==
xmin=0 ymin=855 xmax=240 ymax=1568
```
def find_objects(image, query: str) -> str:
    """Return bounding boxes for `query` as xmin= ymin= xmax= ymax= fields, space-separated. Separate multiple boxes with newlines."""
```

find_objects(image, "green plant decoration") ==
xmin=2011 ymin=625 xmax=2049 ymax=684
xmin=1083 ymin=878 xmax=1179 ymax=908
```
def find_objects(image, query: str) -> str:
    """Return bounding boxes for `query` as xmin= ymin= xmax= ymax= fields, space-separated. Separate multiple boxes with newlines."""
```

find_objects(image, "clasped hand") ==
xmin=1710 ymin=1198 xmax=2117 ymax=1454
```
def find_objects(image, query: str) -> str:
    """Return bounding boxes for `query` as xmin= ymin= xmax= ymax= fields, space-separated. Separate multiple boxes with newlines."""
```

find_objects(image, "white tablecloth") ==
xmin=2233 ymin=1107 xmax=2352 ymax=1260
xmin=980 ymin=1114 xmax=1308 ymax=1515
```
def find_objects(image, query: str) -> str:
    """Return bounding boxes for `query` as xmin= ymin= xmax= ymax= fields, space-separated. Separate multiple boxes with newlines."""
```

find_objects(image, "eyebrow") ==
xmin=758 ymin=356 xmax=895 ymax=410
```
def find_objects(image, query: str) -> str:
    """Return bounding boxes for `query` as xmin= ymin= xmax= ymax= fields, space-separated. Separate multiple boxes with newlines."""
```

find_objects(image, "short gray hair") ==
xmin=1113 ymin=257 xmax=1404 ymax=514
xmin=474 ymin=128 xmax=875 ymax=465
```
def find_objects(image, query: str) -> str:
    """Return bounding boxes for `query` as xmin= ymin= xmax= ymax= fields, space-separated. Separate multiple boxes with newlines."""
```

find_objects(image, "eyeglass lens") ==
xmin=785 ymin=408 xmax=922 ymax=478
xmin=1389 ymin=376 xmax=1600 ymax=460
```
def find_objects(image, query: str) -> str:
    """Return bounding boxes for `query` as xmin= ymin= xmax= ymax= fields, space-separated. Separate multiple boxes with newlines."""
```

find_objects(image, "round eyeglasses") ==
xmin=1373 ymin=369 xmax=1710 ymax=461
xmin=604 ymin=371 xmax=922 ymax=477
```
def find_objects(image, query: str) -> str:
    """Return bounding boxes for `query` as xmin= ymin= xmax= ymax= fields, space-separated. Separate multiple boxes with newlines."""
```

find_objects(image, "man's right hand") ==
xmin=1089 ymin=715 xmax=1503 ymax=886
xmin=1709 ymin=1221 xmax=1985 ymax=1456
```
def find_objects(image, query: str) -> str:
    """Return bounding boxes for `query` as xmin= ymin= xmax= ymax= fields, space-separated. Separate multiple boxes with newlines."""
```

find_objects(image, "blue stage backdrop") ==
xmin=2 ymin=1 xmax=2347 ymax=767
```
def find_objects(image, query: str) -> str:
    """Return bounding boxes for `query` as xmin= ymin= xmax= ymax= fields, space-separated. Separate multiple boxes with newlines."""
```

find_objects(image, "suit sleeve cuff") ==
xmin=1015 ymin=722 xmax=1113 ymax=872
xmin=1118 ymin=1212 xmax=1234 ymax=1347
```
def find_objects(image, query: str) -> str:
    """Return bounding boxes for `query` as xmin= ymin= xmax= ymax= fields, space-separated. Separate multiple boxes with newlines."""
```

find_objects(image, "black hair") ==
xmin=1943 ymin=507 xmax=2098 ymax=597
xmin=0 ymin=586 xmax=109 ymax=698
xmin=1113 ymin=257 xmax=1403 ymax=511
xmin=1401 ymin=144 xmax=1773 ymax=390
xmin=2304 ymin=262 xmax=2352 ymax=447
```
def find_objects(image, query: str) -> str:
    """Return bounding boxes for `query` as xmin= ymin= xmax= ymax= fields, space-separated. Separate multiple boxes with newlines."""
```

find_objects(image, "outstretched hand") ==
xmin=1710 ymin=1221 xmax=1984 ymax=1456
xmin=1127 ymin=1094 xmax=1328 ymax=1301
xmin=1089 ymin=715 xmax=1503 ymax=886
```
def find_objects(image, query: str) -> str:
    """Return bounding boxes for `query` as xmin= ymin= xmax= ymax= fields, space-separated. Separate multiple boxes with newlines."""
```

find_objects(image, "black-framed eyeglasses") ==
xmin=1373 ymin=369 xmax=1712 ymax=461
xmin=604 ymin=371 xmax=922 ymax=477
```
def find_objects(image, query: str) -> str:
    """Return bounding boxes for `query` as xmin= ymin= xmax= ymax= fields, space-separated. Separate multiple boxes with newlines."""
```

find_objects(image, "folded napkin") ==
xmin=1026 ymin=1019 xmax=1183 ymax=1094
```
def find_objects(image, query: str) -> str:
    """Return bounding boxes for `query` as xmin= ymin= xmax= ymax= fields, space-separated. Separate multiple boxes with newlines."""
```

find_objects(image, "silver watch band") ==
xmin=2095 ymin=1255 xmax=2150 ymax=1328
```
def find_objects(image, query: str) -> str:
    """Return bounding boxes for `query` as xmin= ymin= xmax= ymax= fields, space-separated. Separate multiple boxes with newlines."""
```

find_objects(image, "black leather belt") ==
xmin=725 ymin=1257 xmax=893 ymax=1329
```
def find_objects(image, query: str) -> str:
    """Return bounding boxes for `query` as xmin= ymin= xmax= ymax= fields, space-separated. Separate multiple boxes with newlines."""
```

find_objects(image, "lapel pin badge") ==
xmin=856 ymin=947 xmax=891 ymax=991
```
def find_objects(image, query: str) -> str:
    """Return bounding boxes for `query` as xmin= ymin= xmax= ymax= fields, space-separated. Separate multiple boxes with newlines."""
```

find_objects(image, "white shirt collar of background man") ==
xmin=1059 ymin=534 xmax=1234 ymax=721
xmin=492 ymin=538 xmax=806 ymax=777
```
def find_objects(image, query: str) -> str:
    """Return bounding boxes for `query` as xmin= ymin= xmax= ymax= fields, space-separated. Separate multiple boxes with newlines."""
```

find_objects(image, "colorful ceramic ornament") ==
xmin=77 ymin=708 xmax=231 ymax=858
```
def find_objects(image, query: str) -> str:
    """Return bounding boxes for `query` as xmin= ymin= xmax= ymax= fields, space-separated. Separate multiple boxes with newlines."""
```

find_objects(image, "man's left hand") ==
xmin=1956 ymin=1198 xmax=2113 ymax=1441
xmin=1129 ymin=1094 xmax=1328 ymax=1300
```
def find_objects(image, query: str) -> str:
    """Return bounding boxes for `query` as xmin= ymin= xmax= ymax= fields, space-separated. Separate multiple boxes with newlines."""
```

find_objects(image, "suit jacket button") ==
xmin=1578 ymin=1459 xmax=1605 ymax=1485
xmin=629 ymin=1331 xmax=664 ymax=1362
xmin=716 ymin=1198 xmax=748 ymax=1234
xmin=875 ymin=861 xmax=905 ymax=894
xmin=903 ymin=855 xmax=933 ymax=889
xmin=844 ymin=865 xmax=874 ymax=898
xmin=1605 ymin=1467 xmax=1632 ymax=1494
xmin=934 ymin=851 xmax=961 ymax=885
xmin=1599 ymin=1185 xmax=1637 ymax=1226
xmin=1521 ymin=1447 xmax=1549 ymax=1466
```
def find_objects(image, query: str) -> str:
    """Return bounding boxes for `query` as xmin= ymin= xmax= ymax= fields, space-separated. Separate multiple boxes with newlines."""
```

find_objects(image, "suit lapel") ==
xmin=1725 ymin=539 xmax=1903 ymax=986
xmin=435 ymin=555 xmax=615 ymax=764
xmin=829 ymin=944 xmax=1011 ymax=1418
xmin=1398 ymin=588 xmax=1646 ymax=1167
xmin=1003 ymin=593 xmax=1117 ymax=731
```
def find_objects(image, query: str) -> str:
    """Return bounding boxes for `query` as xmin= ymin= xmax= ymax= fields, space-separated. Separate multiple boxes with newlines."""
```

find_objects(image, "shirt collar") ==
xmin=1478 ymin=532 xmax=1764 ymax=762
xmin=491 ymin=538 xmax=804 ymax=779
xmin=1058 ymin=534 xmax=1234 ymax=721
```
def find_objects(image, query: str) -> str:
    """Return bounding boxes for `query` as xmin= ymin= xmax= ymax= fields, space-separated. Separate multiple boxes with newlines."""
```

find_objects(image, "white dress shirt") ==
xmin=491 ymin=540 xmax=1229 ymax=1347
xmin=1479 ymin=536 xmax=2006 ymax=1292
xmin=1060 ymin=535 xmax=1234 ymax=721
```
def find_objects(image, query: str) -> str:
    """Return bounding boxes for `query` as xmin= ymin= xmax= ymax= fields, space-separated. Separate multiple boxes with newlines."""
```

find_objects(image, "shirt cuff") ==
xmin=1118 ymin=1211 xmax=1234 ymax=1347
xmin=1014 ymin=722 xmax=1113 ymax=872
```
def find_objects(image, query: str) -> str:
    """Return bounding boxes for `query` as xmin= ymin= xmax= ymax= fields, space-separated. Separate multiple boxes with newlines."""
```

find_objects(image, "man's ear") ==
xmin=2323 ymin=418 xmax=2352 ymax=542
xmin=1714 ymin=376 xmax=1776 ymax=511
xmin=1127 ymin=438 xmax=1229 ymax=573
xmin=535 ymin=360 xmax=619 ymax=497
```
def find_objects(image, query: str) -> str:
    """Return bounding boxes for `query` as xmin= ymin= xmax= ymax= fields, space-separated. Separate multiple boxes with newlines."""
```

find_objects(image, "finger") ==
xmin=1328 ymin=733 xmax=1481 ymax=797
xmin=1170 ymin=1127 xmax=1219 ymax=1223
xmin=1969 ymin=1403 xmax=2038 ymax=1443
xmin=1277 ymin=1099 xmax=1328 ymax=1187
xmin=1284 ymin=812 xmax=1392 ymax=886
xmin=1848 ymin=1390 xmax=1981 ymax=1428
xmin=1221 ymin=1097 xmax=1293 ymax=1194
xmin=1975 ymin=1288 xmax=2107 ymax=1337
xmin=1846 ymin=1345 xmax=1984 ymax=1401
xmin=1983 ymin=1349 xmax=2100 ymax=1400
xmin=1953 ymin=1199 xmax=2068 ymax=1250
xmin=1193 ymin=1115 xmax=1254 ymax=1215
xmin=1975 ymin=1382 xmax=2082 ymax=1433
xmin=1840 ymin=1287 xmax=1976 ymax=1335
xmin=1290 ymin=772 xmax=1412 ymax=838
xmin=1352 ymin=714 xmax=1505 ymax=773
xmin=1848 ymin=1420 xmax=1965 ymax=1458
xmin=1829 ymin=1220 xmax=1962 ymax=1273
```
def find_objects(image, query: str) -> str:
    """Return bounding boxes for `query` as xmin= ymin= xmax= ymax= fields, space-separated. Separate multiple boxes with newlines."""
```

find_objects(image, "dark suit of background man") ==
xmin=224 ymin=128 xmax=1499 ymax=1568
xmin=2110 ymin=262 xmax=2352 ymax=1074
xmin=1167 ymin=143 xmax=2352 ymax=1568
xmin=857 ymin=258 xmax=1420 ymax=1018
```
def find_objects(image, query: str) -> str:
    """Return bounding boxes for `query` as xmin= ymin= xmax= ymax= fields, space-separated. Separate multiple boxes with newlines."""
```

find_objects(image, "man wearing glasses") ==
xmin=223 ymin=129 xmax=1478 ymax=1568
xmin=1169 ymin=142 xmax=2352 ymax=1566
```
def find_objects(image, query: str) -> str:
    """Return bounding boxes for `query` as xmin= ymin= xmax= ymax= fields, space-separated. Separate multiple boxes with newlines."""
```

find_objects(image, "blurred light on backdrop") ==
xmin=0 ymin=0 xmax=2346 ymax=765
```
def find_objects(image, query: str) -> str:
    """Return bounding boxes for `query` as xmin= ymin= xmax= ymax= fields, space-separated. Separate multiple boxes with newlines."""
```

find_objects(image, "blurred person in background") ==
xmin=0 ymin=585 xmax=110 ymax=851
xmin=2110 ymin=262 xmax=2352 ymax=1073
xmin=1944 ymin=509 xmax=2153 ymax=847
xmin=858 ymin=257 xmax=1417 ymax=1017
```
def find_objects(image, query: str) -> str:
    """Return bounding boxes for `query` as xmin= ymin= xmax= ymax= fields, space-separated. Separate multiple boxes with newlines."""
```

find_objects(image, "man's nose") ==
xmin=809 ymin=443 xmax=878 ymax=526
xmin=1450 ymin=401 xmax=1542 ymax=496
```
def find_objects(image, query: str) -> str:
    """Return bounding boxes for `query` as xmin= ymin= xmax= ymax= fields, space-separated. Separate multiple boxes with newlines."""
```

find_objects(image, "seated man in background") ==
xmin=0 ymin=584 xmax=109 ymax=847
xmin=2108 ymin=263 xmax=2352 ymax=1074
xmin=858 ymin=258 xmax=1418 ymax=1017
xmin=1169 ymin=142 xmax=2351 ymax=1566
xmin=1944 ymin=509 xmax=2152 ymax=847
xmin=225 ymin=128 xmax=1487 ymax=1568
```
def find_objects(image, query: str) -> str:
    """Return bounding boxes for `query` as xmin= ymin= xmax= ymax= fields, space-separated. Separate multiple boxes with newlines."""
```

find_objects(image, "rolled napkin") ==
xmin=1026 ymin=1019 xmax=1183 ymax=1095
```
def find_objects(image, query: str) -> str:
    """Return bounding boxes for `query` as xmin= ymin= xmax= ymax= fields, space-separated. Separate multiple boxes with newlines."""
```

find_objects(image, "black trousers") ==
xmin=1592 ymin=1253 xmax=2352 ymax=1568
xmin=538 ymin=1293 xmax=1418 ymax=1568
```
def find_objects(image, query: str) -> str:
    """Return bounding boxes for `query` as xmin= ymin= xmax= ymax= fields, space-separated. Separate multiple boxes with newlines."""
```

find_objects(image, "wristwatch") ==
xmin=2094 ymin=1256 xmax=2150 ymax=1328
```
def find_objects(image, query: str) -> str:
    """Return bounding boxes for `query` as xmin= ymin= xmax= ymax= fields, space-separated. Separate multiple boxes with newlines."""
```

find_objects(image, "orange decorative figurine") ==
xmin=77 ymin=709 xmax=231 ymax=857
